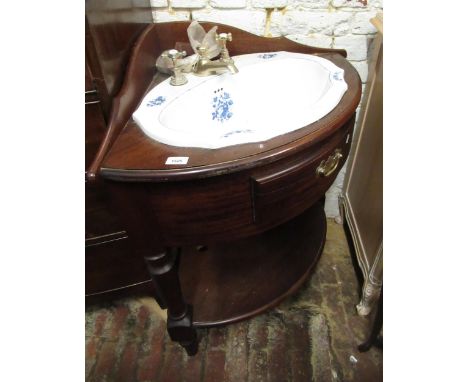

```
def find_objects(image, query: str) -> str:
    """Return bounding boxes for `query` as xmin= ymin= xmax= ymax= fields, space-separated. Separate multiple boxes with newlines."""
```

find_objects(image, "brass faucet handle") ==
xmin=195 ymin=45 xmax=209 ymax=57
xmin=162 ymin=49 xmax=187 ymax=62
xmin=216 ymin=33 xmax=233 ymax=61
xmin=161 ymin=49 xmax=188 ymax=86
xmin=216 ymin=32 xmax=232 ymax=42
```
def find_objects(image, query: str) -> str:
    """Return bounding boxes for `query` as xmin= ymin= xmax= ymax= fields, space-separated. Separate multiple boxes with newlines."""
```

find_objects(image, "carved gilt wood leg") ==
xmin=144 ymin=247 xmax=198 ymax=356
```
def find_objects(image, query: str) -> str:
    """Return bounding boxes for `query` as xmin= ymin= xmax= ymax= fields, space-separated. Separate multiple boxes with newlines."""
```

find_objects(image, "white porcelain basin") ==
xmin=133 ymin=51 xmax=348 ymax=149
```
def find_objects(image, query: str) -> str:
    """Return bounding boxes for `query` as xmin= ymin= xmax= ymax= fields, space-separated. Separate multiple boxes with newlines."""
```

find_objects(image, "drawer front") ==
xmin=86 ymin=236 xmax=150 ymax=296
xmin=86 ymin=181 xmax=127 ymax=241
xmin=251 ymin=118 xmax=354 ymax=225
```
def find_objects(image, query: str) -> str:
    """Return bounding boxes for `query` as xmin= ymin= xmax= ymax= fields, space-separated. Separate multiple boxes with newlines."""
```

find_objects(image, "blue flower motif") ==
xmin=212 ymin=91 xmax=234 ymax=122
xmin=222 ymin=129 xmax=253 ymax=138
xmin=258 ymin=53 xmax=277 ymax=59
xmin=147 ymin=96 xmax=166 ymax=107
xmin=332 ymin=72 xmax=344 ymax=81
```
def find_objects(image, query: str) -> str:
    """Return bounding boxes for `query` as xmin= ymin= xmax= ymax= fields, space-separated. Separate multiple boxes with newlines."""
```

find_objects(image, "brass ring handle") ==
xmin=316 ymin=149 xmax=343 ymax=178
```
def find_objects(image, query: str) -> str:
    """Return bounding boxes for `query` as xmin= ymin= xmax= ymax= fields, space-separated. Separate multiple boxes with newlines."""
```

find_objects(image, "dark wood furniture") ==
xmin=87 ymin=21 xmax=361 ymax=355
xmin=85 ymin=0 xmax=155 ymax=303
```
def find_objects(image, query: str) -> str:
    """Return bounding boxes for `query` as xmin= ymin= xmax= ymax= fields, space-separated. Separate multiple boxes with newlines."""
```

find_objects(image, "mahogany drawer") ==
xmin=85 ymin=235 xmax=150 ymax=296
xmin=251 ymin=118 xmax=354 ymax=225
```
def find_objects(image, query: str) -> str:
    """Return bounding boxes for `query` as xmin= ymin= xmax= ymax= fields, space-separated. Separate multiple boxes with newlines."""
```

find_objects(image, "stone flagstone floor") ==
xmin=85 ymin=220 xmax=382 ymax=382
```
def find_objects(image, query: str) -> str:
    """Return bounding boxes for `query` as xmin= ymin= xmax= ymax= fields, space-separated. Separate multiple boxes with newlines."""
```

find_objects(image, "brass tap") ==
xmin=161 ymin=49 xmax=188 ymax=86
xmin=193 ymin=32 xmax=239 ymax=76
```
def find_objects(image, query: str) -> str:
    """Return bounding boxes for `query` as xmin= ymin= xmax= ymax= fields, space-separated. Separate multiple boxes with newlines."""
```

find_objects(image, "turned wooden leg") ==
xmin=144 ymin=247 xmax=198 ymax=356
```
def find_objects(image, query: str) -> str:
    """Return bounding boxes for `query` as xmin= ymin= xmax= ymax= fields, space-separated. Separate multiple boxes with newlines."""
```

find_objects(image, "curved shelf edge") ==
xmin=178 ymin=202 xmax=327 ymax=328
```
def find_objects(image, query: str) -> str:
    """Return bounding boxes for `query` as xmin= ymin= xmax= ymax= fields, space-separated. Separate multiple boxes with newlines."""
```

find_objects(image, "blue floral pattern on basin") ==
xmin=147 ymin=96 xmax=166 ymax=107
xmin=222 ymin=129 xmax=253 ymax=138
xmin=212 ymin=92 xmax=234 ymax=122
xmin=332 ymin=72 xmax=344 ymax=81
xmin=258 ymin=53 xmax=277 ymax=59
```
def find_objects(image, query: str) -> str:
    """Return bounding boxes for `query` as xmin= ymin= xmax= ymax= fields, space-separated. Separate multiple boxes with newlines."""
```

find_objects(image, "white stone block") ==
xmin=349 ymin=60 xmax=368 ymax=82
xmin=210 ymin=0 xmax=247 ymax=8
xmin=324 ymin=165 xmax=347 ymax=218
xmin=290 ymin=0 xmax=329 ymax=10
xmin=270 ymin=11 xmax=308 ymax=35
xmin=152 ymin=10 xmax=191 ymax=22
xmin=192 ymin=9 xmax=267 ymax=35
xmin=271 ymin=11 xmax=352 ymax=36
xmin=133 ymin=0 xmax=155 ymax=7
xmin=351 ymin=11 xmax=377 ymax=34
xmin=368 ymin=0 xmax=383 ymax=8
xmin=150 ymin=0 xmax=168 ymax=7
xmin=332 ymin=0 xmax=367 ymax=8
xmin=334 ymin=35 xmax=367 ymax=60
xmin=171 ymin=0 xmax=207 ymax=8
xmin=252 ymin=0 xmax=288 ymax=8
xmin=333 ymin=22 xmax=349 ymax=36
xmin=286 ymin=34 xmax=333 ymax=48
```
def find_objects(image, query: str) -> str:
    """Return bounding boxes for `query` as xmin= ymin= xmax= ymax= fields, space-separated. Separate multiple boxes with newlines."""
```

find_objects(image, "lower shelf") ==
xmin=179 ymin=202 xmax=326 ymax=328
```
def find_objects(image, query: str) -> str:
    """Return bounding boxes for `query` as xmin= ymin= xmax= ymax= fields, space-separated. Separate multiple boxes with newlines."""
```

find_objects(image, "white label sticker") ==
xmin=165 ymin=156 xmax=189 ymax=165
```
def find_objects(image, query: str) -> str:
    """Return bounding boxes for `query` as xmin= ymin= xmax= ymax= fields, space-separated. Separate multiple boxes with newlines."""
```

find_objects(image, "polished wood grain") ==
xmin=84 ymin=20 xmax=362 ymax=355
xmin=85 ymin=233 xmax=150 ymax=296
xmin=144 ymin=248 xmax=198 ymax=355
xmin=100 ymin=56 xmax=359 ymax=181
xmin=179 ymin=202 xmax=326 ymax=327
xmin=85 ymin=280 xmax=155 ymax=306
xmin=85 ymin=178 xmax=153 ymax=299
xmin=85 ymin=0 xmax=152 ymax=118
xmin=251 ymin=116 xmax=354 ymax=225
xmin=103 ymin=117 xmax=353 ymax=246
xmin=85 ymin=102 xmax=107 ymax=171
xmin=87 ymin=21 xmax=360 ymax=181
xmin=85 ymin=1 xmax=155 ymax=301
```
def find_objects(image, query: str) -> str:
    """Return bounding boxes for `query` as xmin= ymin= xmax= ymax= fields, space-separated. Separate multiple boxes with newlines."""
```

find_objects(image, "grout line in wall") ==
xmin=264 ymin=8 xmax=274 ymax=38
xmin=263 ymin=6 xmax=286 ymax=38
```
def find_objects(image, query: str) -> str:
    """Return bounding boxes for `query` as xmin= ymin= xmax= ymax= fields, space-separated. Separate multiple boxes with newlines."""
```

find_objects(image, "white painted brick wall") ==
xmin=149 ymin=0 xmax=168 ymax=7
xmin=290 ymin=0 xmax=330 ymax=10
xmin=171 ymin=0 xmax=206 ymax=8
xmin=150 ymin=0 xmax=383 ymax=218
xmin=152 ymin=10 xmax=191 ymax=22
xmin=286 ymin=34 xmax=333 ymax=49
xmin=333 ymin=35 xmax=368 ymax=60
xmin=210 ymin=0 xmax=247 ymax=9
xmin=351 ymin=11 xmax=378 ymax=34
xmin=349 ymin=60 xmax=368 ymax=82
xmin=270 ymin=10 xmax=352 ymax=36
xmin=252 ymin=0 xmax=289 ymax=8
xmin=192 ymin=9 xmax=267 ymax=35
xmin=332 ymin=0 xmax=366 ymax=8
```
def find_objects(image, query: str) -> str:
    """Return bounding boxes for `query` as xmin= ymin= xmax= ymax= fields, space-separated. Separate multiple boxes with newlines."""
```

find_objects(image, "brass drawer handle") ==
xmin=316 ymin=149 xmax=343 ymax=177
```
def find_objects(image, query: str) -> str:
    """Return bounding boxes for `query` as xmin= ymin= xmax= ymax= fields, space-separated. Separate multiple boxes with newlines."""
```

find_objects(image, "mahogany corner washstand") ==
xmin=87 ymin=22 xmax=362 ymax=355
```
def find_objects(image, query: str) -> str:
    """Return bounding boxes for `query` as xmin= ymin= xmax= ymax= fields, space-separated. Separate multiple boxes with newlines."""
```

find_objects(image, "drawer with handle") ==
xmin=250 ymin=116 xmax=354 ymax=225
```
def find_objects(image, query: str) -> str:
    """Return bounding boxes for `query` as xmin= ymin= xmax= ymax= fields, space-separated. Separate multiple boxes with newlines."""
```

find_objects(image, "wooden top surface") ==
xmin=95 ymin=22 xmax=361 ymax=182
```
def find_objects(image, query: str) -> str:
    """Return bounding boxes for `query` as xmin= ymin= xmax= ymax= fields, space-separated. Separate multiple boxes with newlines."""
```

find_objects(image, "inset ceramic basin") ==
xmin=133 ymin=51 xmax=348 ymax=149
